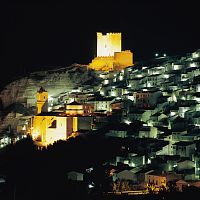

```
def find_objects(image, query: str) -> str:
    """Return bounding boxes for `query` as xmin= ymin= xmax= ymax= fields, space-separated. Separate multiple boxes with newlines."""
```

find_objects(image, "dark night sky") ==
xmin=2 ymin=0 xmax=200 ymax=84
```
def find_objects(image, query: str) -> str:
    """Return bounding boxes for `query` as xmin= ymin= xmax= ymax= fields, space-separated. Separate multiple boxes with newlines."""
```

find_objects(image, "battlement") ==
xmin=97 ymin=56 xmax=114 ymax=58
xmin=97 ymin=32 xmax=121 ymax=36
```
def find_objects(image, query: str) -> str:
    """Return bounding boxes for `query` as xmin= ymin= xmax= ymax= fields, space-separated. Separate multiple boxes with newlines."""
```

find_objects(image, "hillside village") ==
xmin=1 ymin=49 xmax=200 ymax=193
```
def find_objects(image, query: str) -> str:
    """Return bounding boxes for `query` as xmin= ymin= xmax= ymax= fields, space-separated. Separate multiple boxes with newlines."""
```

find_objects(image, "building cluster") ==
xmin=2 ymin=31 xmax=200 ymax=193
xmin=17 ymin=48 xmax=200 ymax=193
xmin=95 ymin=49 xmax=200 ymax=192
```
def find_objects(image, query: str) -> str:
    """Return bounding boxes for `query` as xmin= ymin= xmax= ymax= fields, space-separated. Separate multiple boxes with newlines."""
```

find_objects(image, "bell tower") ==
xmin=36 ymin=87 xmax=48 ymax=114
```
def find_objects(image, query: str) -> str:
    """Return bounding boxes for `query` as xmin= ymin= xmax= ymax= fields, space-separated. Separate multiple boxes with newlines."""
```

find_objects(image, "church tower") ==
xmin=36 ymin=87 xmax=48 ymax=114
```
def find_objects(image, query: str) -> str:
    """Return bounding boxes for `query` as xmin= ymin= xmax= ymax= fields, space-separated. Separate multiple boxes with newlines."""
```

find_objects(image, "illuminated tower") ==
xmin=89 ymin=32 xmax=133 ymax=71
xmin=36 ymin=87 xmax=48 ymax=114
xmin=97 ymin=32 xmax=121 ymax=57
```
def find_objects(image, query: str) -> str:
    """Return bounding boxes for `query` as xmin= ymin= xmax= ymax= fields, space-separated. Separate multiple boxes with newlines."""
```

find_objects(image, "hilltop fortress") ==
xmin=89 ymin=32 xmax=133 ymax=71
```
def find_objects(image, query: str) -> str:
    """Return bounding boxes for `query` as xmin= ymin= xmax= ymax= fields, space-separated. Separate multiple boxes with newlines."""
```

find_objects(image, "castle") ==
xmin=89 ymin=32 xmax=133 ymax=71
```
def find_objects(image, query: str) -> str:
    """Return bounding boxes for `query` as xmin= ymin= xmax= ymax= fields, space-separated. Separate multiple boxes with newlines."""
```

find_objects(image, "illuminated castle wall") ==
xmin=89 ymin=32 xmax=133 ymax=71
xmin=97 ymin=32 xmax=121 ymax=56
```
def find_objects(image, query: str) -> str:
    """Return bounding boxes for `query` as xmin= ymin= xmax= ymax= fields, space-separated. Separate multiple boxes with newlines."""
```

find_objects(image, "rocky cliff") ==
xmin=0 ymin=64 xmax=99 ymax=109
xmin=0 ymin=64 xmax=100 ymax=132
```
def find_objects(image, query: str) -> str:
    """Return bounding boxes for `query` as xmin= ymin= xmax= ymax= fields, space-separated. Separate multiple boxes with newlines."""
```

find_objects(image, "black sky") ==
xmin=2 ymin=0 xmax=200 ymax=84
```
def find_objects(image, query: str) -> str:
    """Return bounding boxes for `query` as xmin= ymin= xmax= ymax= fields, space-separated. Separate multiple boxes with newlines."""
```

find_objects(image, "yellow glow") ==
xmin=32 ymin=130 xmax=40 ymax=140
xmin=32 ymin=115 xmax=68 ymax=146
xmin=89 ymin=32 xmax=133 ymax=71
xmin=36 ymin=90 xmax=48 ymax=114
xmin=67 ymin=131 xmax=79 ymax=139
xmin=66 ymin=104 xmax=84 ymax=116
xmin=31 ymin=89 xmax=84 ymax=146
xmin=73 ymin=117 xmax=78 ymax=132
xmin=66 ymin=105 xmax=83 ymax=110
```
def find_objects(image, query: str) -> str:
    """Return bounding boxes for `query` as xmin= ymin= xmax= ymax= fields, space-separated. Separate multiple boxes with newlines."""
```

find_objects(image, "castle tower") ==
xmin=89 ymin=32 xmax=133 ymax=71
xmin=97 ymin=32 xmax=121 ymax=57
xmin=36 ymin=87 xmax=48 ymax=114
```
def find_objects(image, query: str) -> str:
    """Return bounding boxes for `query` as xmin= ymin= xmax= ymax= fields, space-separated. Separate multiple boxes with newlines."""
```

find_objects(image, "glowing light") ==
xmin=124 ymin=119 xmax=131 ymax=125
xmin=136 ymin=74 xmax=143 ymax=78
xmin=86 ymin=168 xmax=93 ymax=173
xmin=190 ymin=63 xmax=196 ymax=67
xmin=193 ymin=52 xmax=199 ymax=58
xmin=155 ymin=53 xmax=159 ymax=57
xmin=131 ymin=163 xmax=135 ymax=167
xmin=170 ymin=111 xmax=176 ymax=116
xmin=99 ymin=74 xmax=106 ymax=78
xmin=111 ymin=90 xmax=116 ymax=96
xmin=163 ymin=74 xmax=169 ymax=78
xmin=128 ymin=95 xmax=134 ymax=101
xmin=163 ymin=53 xmax=166 ymax=57
xmin=147 ymin=82 xmax=151 ymax=87
xmin=147 ymin=158 xmax=151 ymax=164
xmin=104 ymin=79 xmax=109 ymax=84
xmin=142 ymin=66 xmax=147 ymax=69
xmin=88 ymin=184 xmax=94 ymax=188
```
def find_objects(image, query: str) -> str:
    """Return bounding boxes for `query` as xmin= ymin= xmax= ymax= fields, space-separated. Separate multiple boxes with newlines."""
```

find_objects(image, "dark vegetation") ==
xmin=0 ymin=131 xmax=121 ymax=200
xmin=0 ymin=130 xmax=200 ymax=200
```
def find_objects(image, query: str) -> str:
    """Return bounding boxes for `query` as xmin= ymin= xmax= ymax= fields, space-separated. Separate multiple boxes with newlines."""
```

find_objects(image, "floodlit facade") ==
xmin=32 ymin=114 xmax=70 ymax=145
xmin=31 ymin=88 xmax=93 ymax=146
xmin=65 ymin=101 xmax=84 ymax=116
xmin=89 ymin=32 xmax=133 ymax=71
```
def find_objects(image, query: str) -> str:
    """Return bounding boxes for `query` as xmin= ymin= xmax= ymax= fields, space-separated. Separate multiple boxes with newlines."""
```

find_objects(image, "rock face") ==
xmin=0 ymin=64 xmax=99 ymax=132
xmin=0 ymin=64 xmax=98 ymax=109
